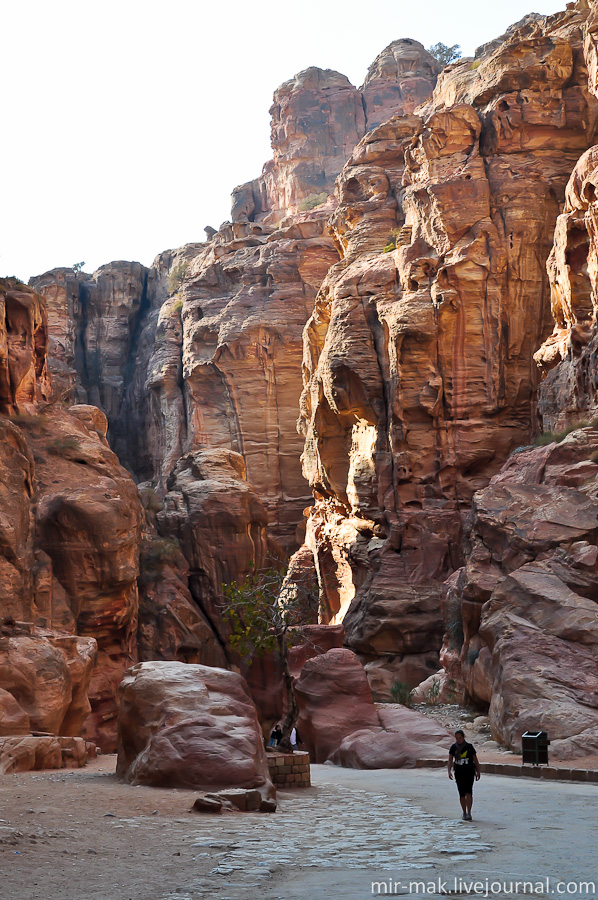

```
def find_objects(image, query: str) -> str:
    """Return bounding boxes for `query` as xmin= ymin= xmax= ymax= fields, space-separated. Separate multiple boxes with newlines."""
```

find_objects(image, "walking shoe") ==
xmin=462 ymin=813 xmax=467 ymax=820
xmin=466 ymin=813 xmax=473 ymax=821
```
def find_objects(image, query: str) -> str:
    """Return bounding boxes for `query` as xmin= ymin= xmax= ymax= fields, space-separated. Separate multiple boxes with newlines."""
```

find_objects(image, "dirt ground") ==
xmin=0 ymin=756 xmax=596 ymax=900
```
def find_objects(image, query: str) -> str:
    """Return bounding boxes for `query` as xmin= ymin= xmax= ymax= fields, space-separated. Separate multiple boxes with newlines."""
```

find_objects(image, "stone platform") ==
xmin=267 ymin=750 xmax=310 ymax=787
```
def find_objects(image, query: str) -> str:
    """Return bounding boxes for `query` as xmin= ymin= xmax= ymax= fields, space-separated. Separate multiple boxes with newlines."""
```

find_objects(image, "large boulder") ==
xmin=116 ymin=661 xmax=275 ymax=801
xmin=332 ymin=704 xmax=450 ymax=769
xmin=0 ymin=623 xmax=96 ymax=735
xmin=295 ymin=648 xmax=380 ymax=763
xmin=295 ymin=647 xmax=451 ymax=766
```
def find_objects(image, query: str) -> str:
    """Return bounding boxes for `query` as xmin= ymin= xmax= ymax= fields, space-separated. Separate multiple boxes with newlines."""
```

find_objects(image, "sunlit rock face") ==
xmin=431 ymin=1 xmax=598 ymax=759
xmin=0 ymin=280 xmax=50 ymax=415
xmin=298 ymin=4 xmax=598 ymax=685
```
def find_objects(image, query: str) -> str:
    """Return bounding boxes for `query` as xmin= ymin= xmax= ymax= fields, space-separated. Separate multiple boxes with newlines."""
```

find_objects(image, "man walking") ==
xmin=448 ymin=729 xmax=480 ymax=820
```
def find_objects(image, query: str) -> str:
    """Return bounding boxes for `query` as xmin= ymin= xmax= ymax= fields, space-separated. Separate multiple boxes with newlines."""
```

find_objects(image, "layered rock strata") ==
xmin=440 ymin=428 xmax=598 ymax=759
xmin=31 ymin=43 xmax=439 ymax=555
xmin=298 ymin=4 xmax=598 ymax=688
xmin=439 ymin=1 xmax=598 ymax=758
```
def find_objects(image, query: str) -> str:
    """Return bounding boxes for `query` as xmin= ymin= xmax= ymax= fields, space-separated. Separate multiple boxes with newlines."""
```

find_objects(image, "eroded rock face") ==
xmin=535 ymin=143 xmax=598 ymax=429
xmin=295 ymin=647 xmax=450 ymax=766
xmin=440 ymin=428 xmax=598 ymax=758
xmin=434 ymin=2 xmax=598 ymax=759
xmin=116 ymin=660 xmax=275 ymax=798
xmin=299 ymin=4 xmax=598 ymax=677
xmin=31 ymin=262 xmax=148 ymax=473
xmin=361 ymin=39 xmax=440 ymax=129
xmin=0 ymin=394 xmax=143 ymax=750
xmin=0 ymin=280 xmax=49 ymax=415
xmin=156 ymin=449 xmax=276 ymax=655
xmin=0 ymin=623 xmax=96 ymax=736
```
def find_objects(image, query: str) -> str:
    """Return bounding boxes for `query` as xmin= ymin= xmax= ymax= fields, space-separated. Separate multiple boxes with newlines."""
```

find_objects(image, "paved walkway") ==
xmin=0 ymin=758 xmax=596 ymax=899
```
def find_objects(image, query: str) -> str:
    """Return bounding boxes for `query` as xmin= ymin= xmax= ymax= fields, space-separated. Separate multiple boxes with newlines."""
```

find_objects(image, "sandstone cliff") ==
xmin=297 ymin=3 xmax=598 ymax=697
xmin=32 ymin=42 xmax=439 ymax=556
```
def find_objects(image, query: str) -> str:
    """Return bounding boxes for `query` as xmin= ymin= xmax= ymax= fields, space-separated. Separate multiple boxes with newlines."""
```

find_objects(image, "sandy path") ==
xmin=0 ymin=756 xmax=596 ymax=900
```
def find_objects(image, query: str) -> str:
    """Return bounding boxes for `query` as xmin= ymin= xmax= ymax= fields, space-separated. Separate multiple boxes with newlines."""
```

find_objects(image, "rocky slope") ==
xmin=297 ymin=3 xmax=598 ymax=698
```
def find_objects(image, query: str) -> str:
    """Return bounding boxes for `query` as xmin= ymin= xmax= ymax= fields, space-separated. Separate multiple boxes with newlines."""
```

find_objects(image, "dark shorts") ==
xmin=454 ymin=768 xmax=475 ymax=797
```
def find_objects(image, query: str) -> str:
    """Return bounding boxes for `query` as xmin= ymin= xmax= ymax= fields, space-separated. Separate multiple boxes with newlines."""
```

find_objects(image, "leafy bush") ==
xmin=298 ymin=192 xmax=328 ymax=212
xmin=382 ymin=228 xmax=402 ymax=253
xmin=428 ymin=42 xmax=462 ymax=67
xmin=390 ymin=681 xmax=413 ymax=706
xmin=425 ymin=676 xmax=442 ymax=705
xmin=168 ymin=261 xmax=188 ymax=294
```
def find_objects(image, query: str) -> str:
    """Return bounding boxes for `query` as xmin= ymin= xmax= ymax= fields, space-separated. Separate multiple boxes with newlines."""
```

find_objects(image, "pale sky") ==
xmin=2 ymin=0 xmax=567 ymax=282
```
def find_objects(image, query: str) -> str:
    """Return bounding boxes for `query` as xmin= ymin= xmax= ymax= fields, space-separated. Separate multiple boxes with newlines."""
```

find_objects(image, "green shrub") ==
xmin=298 ymin=192 xmax=328 ymax=212
xmin=534 ymin=420 xmax=589 ymax=446
xmin=425 ymin=676 xmax=442 ymax=705
xmin=382 ymin=228 xmax=401 ymax=253
xmin=48 ymin=436 xmax=81 ymax=455
xmin=428 ymin=42 xmax=462 ymax=67
xmin=168 ymin=261 xmax=187 ymax=293
xmin=390 ymin=681 xmax=414 ymax=706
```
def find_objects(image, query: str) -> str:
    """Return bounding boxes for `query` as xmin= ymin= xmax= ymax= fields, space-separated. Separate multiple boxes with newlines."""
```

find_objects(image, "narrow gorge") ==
xmin=3 ymin=0 xmax=598 ymax=772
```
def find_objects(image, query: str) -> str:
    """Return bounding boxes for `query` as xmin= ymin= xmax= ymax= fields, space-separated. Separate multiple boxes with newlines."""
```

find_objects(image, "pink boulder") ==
xmin=116 ymin=661 xmax=275 ymax=800
xmin=295 ymin=647 xmax=380 ymax=763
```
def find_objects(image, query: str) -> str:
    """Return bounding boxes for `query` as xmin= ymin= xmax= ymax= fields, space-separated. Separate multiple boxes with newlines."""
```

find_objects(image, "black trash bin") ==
xmin=521 ymin=731 xmax=550 ymax=766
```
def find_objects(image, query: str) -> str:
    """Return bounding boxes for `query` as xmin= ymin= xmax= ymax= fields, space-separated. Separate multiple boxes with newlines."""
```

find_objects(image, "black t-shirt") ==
xmin=450 ymin=741 xmax=476 ymax=772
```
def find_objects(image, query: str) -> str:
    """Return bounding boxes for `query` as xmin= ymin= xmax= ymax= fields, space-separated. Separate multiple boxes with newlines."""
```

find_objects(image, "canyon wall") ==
xmin=298 ymin=2 xmax=598 ymax=694
xmin=438 ymin=0 xmax=598 ymax=758
xmin=11 ymin=6 xmax=598 ymax=761
xmin=32 ymin=42 xmax=439 ymax=554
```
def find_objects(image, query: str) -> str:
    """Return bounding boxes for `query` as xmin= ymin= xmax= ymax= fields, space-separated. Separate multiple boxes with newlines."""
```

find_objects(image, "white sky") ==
xmin=2 ymin=0 xmax=567 ymax=282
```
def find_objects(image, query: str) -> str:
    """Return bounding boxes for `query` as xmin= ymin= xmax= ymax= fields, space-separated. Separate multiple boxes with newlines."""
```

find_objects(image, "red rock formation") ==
xmin=298 ymin=4 xmax=598 ymax=691
xmin=0 ymin=279 xmax=50 ymax=415
xmin=535 ymin=145 xmax=598 ymax=428
xmin=440 ymin=428 xmax=598 ymax=758
xmin=435 ymin=2 xmax=598 ymax=759
xmin=295 ymin=647 xmax=450 ymax=766
xmin=117 ymin=660 xmax=275 ymax=801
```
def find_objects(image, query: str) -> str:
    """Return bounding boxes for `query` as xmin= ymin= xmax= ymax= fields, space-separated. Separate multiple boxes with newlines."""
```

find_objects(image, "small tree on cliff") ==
xmin=222 ymin=564 xmax=319 ymax=753
xmin=428 ymin=42 xmax=462 ymax=67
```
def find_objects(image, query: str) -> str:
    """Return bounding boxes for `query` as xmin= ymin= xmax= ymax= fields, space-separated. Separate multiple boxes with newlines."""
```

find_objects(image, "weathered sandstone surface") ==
xmin=31 ymin=42 xmax=438 ymax=555
xmin=117 ymin=661 xmax=275 ymax=801
xmin=438 ymin=1 xmax=598 ymax=759
xmin=0 ymin=279 xmax=50 ymax=415
xmin=295 ymin=647 xmax=450 ymax=766
xmin=298 ymin=4 xmax=598 ymax=693
xmin=441 ymin=428 xmax=598 ymax=758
